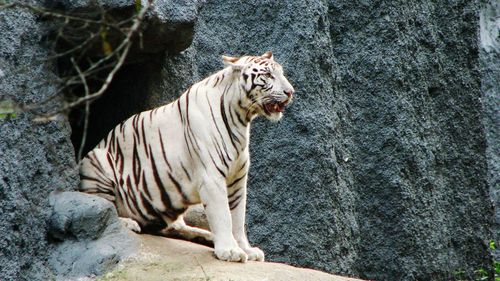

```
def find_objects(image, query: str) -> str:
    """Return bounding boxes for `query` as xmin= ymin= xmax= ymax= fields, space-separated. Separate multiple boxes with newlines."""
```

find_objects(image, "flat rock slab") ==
xmin=98 ymin=234 xmax=361 ymax=281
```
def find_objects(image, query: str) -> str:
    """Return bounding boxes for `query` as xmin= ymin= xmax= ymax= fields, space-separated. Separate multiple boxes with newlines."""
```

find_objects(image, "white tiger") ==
xmin=78 ymin=51 xmax=294 ymax=262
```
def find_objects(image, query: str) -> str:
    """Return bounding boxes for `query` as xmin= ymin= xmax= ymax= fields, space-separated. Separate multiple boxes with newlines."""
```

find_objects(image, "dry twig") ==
xmin=4 ymin=0 xmax=154 ymax=119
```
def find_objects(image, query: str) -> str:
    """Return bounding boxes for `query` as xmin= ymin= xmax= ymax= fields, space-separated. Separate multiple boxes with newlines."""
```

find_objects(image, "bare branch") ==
xmin=9 ymin=0 xmax=154 ymax=119
xmin=71 ymin=57 xmax=91 ymax=161
xmin=52 ymin=0 xmax=153 ymax=113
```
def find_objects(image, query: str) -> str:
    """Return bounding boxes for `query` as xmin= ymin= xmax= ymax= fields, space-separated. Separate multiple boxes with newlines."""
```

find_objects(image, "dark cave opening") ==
xmin=68 ymin=59 xmax=162 ymax=159
xmin=55 ymin=4 xmax=194 ymax=161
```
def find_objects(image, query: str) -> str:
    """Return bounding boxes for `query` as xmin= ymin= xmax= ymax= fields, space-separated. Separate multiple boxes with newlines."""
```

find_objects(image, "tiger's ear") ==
xmin=222 ymin=55 xmax=244 ymax=71
xmin=261 ymin=51 xmax=273 ymax=60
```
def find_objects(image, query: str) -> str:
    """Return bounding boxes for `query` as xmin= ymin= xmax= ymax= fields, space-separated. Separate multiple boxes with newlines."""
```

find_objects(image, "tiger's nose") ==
xmin=284 ymin=90 xmax=294 ymax=98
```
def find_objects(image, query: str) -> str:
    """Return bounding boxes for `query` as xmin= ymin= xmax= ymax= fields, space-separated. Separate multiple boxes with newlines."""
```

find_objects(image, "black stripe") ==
xmin=228 ymin=104 xmax=244 ymax=140
xmin=227 ymin=186 xmax=242 ymax=199
xmin=185 ymin=87 xmax=191 ymax=126
xmin=84 ymin=158 xmax=113 ymax=186
xmin=132 ymin=115 xmax=141 ymax=145
xmin=80 ymin=174 xmax=107 ymax=184
xmin=109 ymin=129 xmax=116 ymax=154
xmin=139 ymin=190 xmax=159 ymax=221
xmin=229 ymin=195 xmax=243 ymax=210
xmin=185 ymin=89 xmax=203 ymax=152
xmin=212 ymin=137 xmax=228 ymax=168
xmin=181 ymin=162 xmax=192 ymax=182
xmin=157 ymin=130 xmax=172 ymax=170
xmin=141 ymin=117 xmax=149 ymax=159
xmin=238 ymin=100 xmax=251 ymax=123
xmin=227 ymin=174 xmax=246 ymax=188
xmin=141 ymin=171 xmax=152 ymax=200
xmin=132 ymin=136 xmax=141 ymax=185
xmin=168 ymin=173 xmax=189 ymax=203
xmin=81 ymin=187 xmax=114 ymax=196
xmin=206 ymin=94 xmax=232 ymax=162
xmin=149 ymin=150 xmax=176 ymax=219
xmin=119 ymin=121 xmax=125 ymax=133
xmin=250 ymin=73 xmax=258 ymax=91
xmin=105 ymin=153 xmax=116 ymax=182
xmin=115 ymin=141 xmax=125 ymax=175
xmin=183 ymin=129 xmax=194 ymax=159
xmin=220 ymin=90 xmax=240 ymax=150
xmin=209 ymin=152 xmax=226 ymax=178
xmin=123 ymin=176 xmax=138 ymax=216
xmin=177 ymin=99 xmax=183 ymax=122
xmin=237 ymin=160 xmax=248 ymax=172
xmin=233 ymin=104 xmax=247 ymax=127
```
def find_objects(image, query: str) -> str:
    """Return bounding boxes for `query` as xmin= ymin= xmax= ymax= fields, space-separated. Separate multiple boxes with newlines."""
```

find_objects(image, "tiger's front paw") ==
xmin=243 ymin=247 xmax=265 ymax=261
xmin=214 ymin=246 xmax=248 ymax=263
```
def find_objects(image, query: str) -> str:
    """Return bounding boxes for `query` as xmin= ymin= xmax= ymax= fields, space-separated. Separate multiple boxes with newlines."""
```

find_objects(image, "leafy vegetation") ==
xmin=0 ymin=100 xmax=17 ymax=118
xmin=455 ymin=240 xmax=500 ymax=281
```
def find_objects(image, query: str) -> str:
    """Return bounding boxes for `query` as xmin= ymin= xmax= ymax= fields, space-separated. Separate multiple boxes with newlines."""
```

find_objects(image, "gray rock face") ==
xmin=48 ymin=192 xmax=138 ymax=279
xmin=0 ymin=5 xmax=79 ymax=281
xmin=331 ymin=1 xmax=491 ymax=279
xmin=145 ymin=0 xmax=493 ymax=280
xmin=480 ymin=0 xmax=500 ymax=260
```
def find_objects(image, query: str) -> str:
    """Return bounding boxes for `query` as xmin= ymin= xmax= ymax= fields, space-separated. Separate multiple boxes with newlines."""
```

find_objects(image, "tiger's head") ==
xmin=223 ymin=51 xmax=295 ymax=121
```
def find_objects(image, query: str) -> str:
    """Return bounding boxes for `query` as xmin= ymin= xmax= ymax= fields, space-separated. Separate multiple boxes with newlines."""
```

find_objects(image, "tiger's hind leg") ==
xmin=158 ymin=215 xmax=213 ymax=246
xmin=79 ymin=148 xmax=117 ymax=202
xmin=80 ymin=149 xmax=144 ymax=234
xmin=119 ymin=217 xmax=142 ymax=233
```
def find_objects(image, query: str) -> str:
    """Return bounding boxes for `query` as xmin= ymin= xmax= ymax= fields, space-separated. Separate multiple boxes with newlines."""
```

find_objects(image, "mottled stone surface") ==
xmin=94 ymin=234 xmax=361 ymax=281
xmin=0 ymin=3 xmax=79 ymax=281
xmin=330 ymin=1 xmax=491 ymax=279
xmin=480 ymin=0 xmax=500 ymax=260
xmin=48 ymin=192 xmax=139 ymax=280
xmin=143 ymin=1 xmax=492 ymax=280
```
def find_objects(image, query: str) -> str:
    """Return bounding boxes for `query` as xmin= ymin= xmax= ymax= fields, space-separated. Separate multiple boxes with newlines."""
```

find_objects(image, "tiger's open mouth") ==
xmin=263 ymin=100 xmax=289 ymax=114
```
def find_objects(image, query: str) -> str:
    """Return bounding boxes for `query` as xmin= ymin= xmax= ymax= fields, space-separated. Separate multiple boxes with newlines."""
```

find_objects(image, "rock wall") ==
xmin=0 ymin=5 xmax=79 ymax=281
xmin=0 ymin=0 xmax=495 ymax=280
xmin=331 ymin=1 xmax=491 ymax=279
xmin=147 ymin=1 xmax=492 ymax=280
xmin=480 ymin=0 xmax=500 ymax=260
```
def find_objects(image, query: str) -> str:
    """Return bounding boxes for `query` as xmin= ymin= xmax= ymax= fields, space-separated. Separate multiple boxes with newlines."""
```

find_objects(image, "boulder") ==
xmin=48 ymin=192 xmax=139 ymax=279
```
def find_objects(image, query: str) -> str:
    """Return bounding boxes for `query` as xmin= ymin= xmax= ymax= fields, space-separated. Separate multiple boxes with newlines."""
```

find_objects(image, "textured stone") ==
xmin=48 ymin=192 xmax=139 ymax=280
xmin=480 ymin=0 xmax=500 ymax=260
xmin=142 ymin=1 xmax=492 ymax=280
xmin=95 ymin=234 xmax=361 ymax=281
xmin=0 ymin=4 xmax=79 ymax=281
xmin=184 ymin=204 xmax=210 ymax=231
xmin=48 ymin=191 xmax=117 ymax=241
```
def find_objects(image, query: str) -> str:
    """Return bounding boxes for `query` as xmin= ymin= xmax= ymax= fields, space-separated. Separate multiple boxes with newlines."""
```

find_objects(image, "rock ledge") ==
xmin=98 ymin=234 xmax=362 ymax=281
